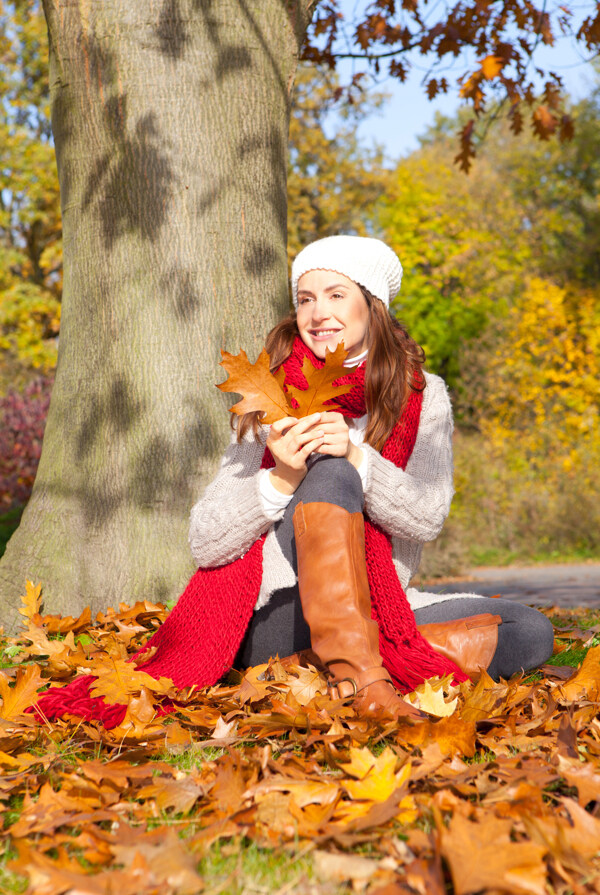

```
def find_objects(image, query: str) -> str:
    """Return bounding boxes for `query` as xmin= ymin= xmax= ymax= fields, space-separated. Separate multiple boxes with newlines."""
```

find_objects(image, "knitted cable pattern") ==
xmin=34 ymin=337 xmax=466 ymax=727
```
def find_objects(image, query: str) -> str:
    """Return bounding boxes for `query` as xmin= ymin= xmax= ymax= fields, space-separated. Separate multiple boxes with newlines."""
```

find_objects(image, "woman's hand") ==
xmin=267 ymin=413 xmax=325 ymax=495
xmin=313 ymin=411 xmax=364 ymax=469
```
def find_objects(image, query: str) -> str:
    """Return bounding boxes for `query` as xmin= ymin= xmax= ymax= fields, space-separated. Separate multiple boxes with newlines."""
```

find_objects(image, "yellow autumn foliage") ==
xmin=481 ymin=278 xmax=600 ymax=474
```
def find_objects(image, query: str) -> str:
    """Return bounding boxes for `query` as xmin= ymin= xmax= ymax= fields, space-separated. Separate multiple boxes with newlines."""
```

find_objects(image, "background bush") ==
xmin=0 ymin=375 xmax=53 ymax=510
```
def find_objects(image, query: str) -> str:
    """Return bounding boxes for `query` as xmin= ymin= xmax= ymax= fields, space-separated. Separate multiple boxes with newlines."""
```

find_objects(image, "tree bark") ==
xmin=0 ymin=0 xmax=316 ymax=633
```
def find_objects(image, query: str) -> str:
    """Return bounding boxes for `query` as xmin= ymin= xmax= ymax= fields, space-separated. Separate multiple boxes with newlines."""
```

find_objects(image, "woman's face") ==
xmin=296 ymin=269 xmax=370 ymax=360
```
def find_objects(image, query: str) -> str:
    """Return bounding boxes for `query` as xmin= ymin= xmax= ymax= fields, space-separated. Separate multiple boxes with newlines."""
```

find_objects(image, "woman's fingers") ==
xmin=309 ymin=412 xmax=350 ymax=456
xmin=297 ymin=435 xmax=327 ymax=459
xmin=286 ymin=427 xmax=325 ymax=452
xmin=318 ymin=411 xmax=344 ymax=424
xmin=269 ymin=413 xmax=321 ymax=438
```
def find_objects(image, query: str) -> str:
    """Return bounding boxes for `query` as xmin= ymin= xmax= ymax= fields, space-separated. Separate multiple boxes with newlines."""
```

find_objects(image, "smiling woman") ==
xmin=35 ymin=235 xmax=555 ymax=728
xmin=180 ymin=235 xmax=554 ymax=717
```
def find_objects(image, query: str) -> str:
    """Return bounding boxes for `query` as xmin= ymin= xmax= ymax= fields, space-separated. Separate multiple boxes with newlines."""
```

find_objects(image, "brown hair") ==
xmin=236 ymin=288 xmax=426 ymax=451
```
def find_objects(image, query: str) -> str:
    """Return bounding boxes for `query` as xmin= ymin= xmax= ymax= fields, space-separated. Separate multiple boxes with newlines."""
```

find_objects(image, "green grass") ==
xmin=197 ymin=840 xmax=331 ymax=895
xmin=468 ymin=545 xmax=600 ymax=569
xmin=0 ymin=505 xmax=24 ymax=558
xmin=154 ymin=744 xmax=227 ymax=770
xmin=0 ymin=838 xmax=339 ymax=895
xmin=0 ymin=796 xmax=27 ymax=894
xmin=0 ymin=854 xmax=28 ymax=895
xmin=546 ymin=646 xmax=591 ymax=667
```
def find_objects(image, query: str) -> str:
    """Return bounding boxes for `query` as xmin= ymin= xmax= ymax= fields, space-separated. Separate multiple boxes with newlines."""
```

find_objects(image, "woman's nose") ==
xmin=310 ymin=299 xmax=330 ymax=322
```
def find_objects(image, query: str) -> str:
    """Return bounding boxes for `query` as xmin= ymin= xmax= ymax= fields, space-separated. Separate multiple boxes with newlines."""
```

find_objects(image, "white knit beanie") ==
xmin=291 ymin=235 xmax=403 ymax=309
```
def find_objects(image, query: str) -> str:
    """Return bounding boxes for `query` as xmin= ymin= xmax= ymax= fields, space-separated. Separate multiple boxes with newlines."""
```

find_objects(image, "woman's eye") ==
xmin=331 ymin=292 xmax=344 ymax=300
xmin=298 ymin=296 xmax=313 ymax=305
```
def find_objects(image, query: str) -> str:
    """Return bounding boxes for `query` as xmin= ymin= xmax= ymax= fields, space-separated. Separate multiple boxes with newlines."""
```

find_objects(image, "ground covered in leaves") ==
xmin=0 ymin=584 xmax=599 ymax=895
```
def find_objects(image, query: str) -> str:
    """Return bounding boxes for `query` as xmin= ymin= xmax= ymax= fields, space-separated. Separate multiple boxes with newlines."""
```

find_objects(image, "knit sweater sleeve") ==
xmin=188 ymin=428 xmax=271 ymax=567
xmin=361 ymin=372 xmax=454 ymax=542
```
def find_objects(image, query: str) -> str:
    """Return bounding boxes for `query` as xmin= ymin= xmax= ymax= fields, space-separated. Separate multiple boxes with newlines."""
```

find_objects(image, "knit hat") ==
xmin=291 ymin=235 xmax=403 ymax=309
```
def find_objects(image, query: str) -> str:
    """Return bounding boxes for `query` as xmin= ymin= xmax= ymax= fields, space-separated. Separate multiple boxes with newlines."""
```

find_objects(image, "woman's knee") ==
xmin=525 ymin=609 xmax=555 ymax=668
xmin=299 ymin=457 xmax=363 ymax=511
xmin=490 ymin=605 xmax=555 ymax=679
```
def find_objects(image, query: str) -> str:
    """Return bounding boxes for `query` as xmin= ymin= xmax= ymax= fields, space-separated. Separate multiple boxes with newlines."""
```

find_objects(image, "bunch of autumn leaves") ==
xmin=2 ymin=585 xmax=600 ymax=894
xmin=216 ymin=343 xmax=355 ymax=422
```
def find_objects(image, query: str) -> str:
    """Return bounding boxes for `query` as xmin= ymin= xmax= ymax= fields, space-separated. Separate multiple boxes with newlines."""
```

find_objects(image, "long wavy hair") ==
xmin=236 ymin=287 xmax=426 ymax=452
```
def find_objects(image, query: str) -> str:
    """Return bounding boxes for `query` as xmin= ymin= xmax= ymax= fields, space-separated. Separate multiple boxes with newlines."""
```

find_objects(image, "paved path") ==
xmin=426 ymin=563 xmax=600 ymax=609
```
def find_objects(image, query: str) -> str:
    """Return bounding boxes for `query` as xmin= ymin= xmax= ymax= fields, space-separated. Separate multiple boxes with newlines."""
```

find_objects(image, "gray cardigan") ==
xmin=188 ymin=371 xmax=479 ymax=611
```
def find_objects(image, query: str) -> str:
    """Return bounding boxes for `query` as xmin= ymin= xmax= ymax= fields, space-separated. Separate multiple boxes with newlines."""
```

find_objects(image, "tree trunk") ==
xmin=0 ymin=0 xmax=316 ymax=633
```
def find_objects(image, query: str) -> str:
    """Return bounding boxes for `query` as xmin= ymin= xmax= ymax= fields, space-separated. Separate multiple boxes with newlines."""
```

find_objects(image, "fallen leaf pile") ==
xmin=217 ymin=343 xmax=355 ymax=422
xmin=0 ymin=583 xmax=599 ymax=894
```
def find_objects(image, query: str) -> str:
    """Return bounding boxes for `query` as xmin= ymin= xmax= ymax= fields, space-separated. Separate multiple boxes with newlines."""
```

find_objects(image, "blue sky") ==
xmin=332 ymin=2 xmax=599 ymax=159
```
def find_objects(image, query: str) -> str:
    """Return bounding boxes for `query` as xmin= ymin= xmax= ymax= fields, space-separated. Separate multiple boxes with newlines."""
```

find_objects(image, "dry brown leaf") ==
xmin=217 ymin=342 xmax=356 ymax=423
xmin=89 ymin=657 xmax=173 ymax=704
xmin=460 ymin=670 xmax=511 ymax=722
xmin=209 ymin=752 xmax=256 ymax=815
xmin=5 ymin=597 xmax=600 ymax=893
xmin=18 ymin=580 xmax=43 ymax=625
xmin=405 ymin=857 xmax=446 ymax=895
xmin=210 ymin=716 xmax=239 ymax=743
xmin=557 ymin=645 xmax=600 ymax=701
xmin=40 ymin=605 xmax=92 ymax=634
xmin=313 ymin=849 xmax=380 ymax=884
xmin=137 ymin=772 xmax=205 ymax=814
xmin=21 ymin=625 xmax=80 ymax=669
xmin=9 ymin=782 xmax=112 ymax=838
xmin=286 ymin=665 xmax=327 ymax=705
xmin=399 ymin=714 xmax=477 ymax=758
xmin=556 ymin=754 xmax=600 ymax=807
xmin=237 ymin=662 xmax=287 ymax=705
xmin=109 ymin=826 xmax=204 ymax=895
xmin=217 ymin=347 xmax=293 ymax=423
xmin=339 ymin=746 xmax=415 ymax=813
xmin=108 ymin=686 xmax=165 ymax=739
xmin=440 ymin=812 xmax=547 ymax=895
xmin=523 ymin=798 xmax=600 ymax=873
xmin=406 ymin=678 xmax=458 ymax=717
xmin=0 ymin=664 xmax=44 ymax=720
xmin=247 ymin=776 xmax=340 ymax=810
xmin=286 ymin=341 xmax=355 ymax=416
xmin=9 ymin=838 xmax=160 ymax=895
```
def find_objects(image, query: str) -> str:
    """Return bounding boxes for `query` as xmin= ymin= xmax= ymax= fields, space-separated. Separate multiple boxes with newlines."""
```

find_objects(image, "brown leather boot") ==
xmin=292 ymin=501 xmax=421 ymax=720
xmin=417 ymin=613 xmax=502 ymax=680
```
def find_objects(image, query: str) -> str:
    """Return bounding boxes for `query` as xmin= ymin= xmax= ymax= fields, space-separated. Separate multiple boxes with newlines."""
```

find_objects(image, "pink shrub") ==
xmin=0 ymin=376 xmax=53 ymax=509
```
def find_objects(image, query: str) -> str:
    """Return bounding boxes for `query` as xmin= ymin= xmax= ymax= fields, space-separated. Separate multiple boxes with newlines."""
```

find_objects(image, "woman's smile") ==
xmin=309 ymin=327 xmax=343 ymax=340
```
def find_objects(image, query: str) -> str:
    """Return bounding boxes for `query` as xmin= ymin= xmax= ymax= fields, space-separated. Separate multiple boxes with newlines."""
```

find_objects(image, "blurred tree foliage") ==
xmin=0 ymin=0 xmax=61 ymax=393
xmin=287 ymin=64 xmax=391 ymax=266
xmin=381 ymin=87 xmax=600 ymax=568
xmin=481 ymin=278 xmax=600 ymax=473
xmin=380 ymin=86 xmax=600 ymax=424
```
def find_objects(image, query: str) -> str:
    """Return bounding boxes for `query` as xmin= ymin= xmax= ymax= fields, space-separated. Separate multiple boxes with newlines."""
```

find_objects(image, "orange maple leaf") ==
xmin=0 ymin=664 xmax=44 ymax=720
xmin=217 ymin=347 xmax=294 ymax=424
xmin=89 ymin=657 xmax=173 ymax=705
xmin=286 ymin=342 xmax=355 ymax=417
xmin=18 ymin=581 xmax=43 ymax=627
xmin=217 ymin=342 xmax=356 ymax=422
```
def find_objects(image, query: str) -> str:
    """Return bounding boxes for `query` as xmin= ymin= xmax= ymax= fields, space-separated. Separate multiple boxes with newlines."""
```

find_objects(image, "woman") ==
xmin=185 ymin=235 xmax=554 ymax=717
xmin=36 ymin=235 xmax=554 ymax=726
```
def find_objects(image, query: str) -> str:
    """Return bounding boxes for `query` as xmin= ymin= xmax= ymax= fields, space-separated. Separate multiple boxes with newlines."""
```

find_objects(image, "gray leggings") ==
xmin=235 ymin=457 xmax=555 ymax=680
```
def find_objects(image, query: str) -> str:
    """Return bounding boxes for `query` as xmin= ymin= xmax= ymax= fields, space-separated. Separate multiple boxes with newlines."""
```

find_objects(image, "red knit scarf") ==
xmin=35 ymin=338 xmax=467 ymax=727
